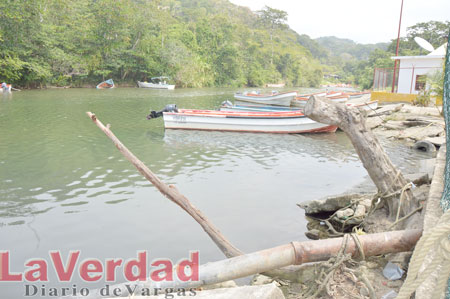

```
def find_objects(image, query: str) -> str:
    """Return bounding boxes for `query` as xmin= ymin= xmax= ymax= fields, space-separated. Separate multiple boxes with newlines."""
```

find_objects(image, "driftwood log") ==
xmin=304 ymin=96 xmax=418 ymax=222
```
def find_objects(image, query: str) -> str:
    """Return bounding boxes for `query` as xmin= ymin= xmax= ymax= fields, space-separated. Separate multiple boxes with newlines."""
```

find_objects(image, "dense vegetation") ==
xmin=0 ymin=0 xmax=447 ymax=89
xmin=0 ymin=0 xmax=323 ymax=88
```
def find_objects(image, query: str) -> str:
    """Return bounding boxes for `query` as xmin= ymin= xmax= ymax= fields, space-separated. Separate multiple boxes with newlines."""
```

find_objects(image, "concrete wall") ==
xmin=397 ymin=58 xmax=443 ymax=94
xmin=371 ymin=92 xmax=442 ymax=106
xmin=371 ymin=91 xmax=417 ymax=103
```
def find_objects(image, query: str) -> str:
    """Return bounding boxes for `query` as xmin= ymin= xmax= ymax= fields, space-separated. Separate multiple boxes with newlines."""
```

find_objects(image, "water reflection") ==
xmin=163 ymin=129 xmax=360 ymax=167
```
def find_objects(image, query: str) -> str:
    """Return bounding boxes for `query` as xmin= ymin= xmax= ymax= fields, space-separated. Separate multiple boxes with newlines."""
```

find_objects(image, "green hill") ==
xmin=0 ymin=0 xmax=323 ymax=88
xmin=315 ymin=36 xmax=389 ymax=61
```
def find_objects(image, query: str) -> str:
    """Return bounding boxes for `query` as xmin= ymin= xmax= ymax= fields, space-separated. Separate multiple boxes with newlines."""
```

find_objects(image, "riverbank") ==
xmin=176 ymin=102 xmax=445 ymax=299
xmin=282 ymin=103 xmax=445 ymax=298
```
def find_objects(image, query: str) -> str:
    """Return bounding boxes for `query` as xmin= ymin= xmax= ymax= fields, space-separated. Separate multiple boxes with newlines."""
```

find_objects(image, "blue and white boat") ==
xmin=219 ymin=101 xmax=301 ymax=112
xmin=138 ymin=77 xmax=175 ymax=90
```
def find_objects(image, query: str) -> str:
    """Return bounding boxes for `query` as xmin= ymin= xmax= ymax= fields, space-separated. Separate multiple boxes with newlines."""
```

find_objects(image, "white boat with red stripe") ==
xmin=148 ymin=105 xmax=337 ymax=134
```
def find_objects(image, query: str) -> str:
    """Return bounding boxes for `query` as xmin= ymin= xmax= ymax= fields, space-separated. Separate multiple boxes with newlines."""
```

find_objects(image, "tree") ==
xmin=256 ymin=6 xmax=288 ymax=67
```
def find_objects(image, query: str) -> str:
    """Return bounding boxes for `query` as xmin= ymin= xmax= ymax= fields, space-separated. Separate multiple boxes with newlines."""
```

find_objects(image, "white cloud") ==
xmin=229 ymin=0 xmax=450 ymax=44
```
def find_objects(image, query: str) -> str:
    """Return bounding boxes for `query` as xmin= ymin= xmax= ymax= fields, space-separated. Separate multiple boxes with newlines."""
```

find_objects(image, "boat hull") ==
xmin=292 ymin=96 xmax=348 ymax=108
xmin=162 ymin=110 xmax=337 ymax=134
xmin=137 ymin=81 xmax=175 ymax=90
xmin=347 ymin=100 xmax=378 ymax=111
xmin=96 ymin=79 xmax=115 ymax=89
xmin=233 ymin=91 xmax=297 ymax=107
xmin=0 ymin=84 xmax=12 ymax=93
xmin=220 ymin=105 xmax=300 ymax=113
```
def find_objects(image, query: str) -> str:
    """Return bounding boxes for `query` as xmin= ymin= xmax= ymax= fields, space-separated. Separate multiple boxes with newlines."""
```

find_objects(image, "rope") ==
xmin=396 ymin=210 xmax=450 ymax=299
xmin=305 ymin=233 xmax=367 ymax=298
xmin=395 ymin=183 xmax=413 ymax=223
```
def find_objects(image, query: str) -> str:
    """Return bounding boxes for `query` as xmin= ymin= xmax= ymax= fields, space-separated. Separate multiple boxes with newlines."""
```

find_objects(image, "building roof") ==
xmin=391 ymin=43 xmax=447 ymax=60
xmin=391 ymin=55 xmax=444 ymax=60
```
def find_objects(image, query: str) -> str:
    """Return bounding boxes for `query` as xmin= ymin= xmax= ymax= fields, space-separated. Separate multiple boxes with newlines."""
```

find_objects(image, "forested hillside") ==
xmin=0 ymin=0 xmax=323 ymax=88
xmin=0 ymin=1 xmax=447 ymax=89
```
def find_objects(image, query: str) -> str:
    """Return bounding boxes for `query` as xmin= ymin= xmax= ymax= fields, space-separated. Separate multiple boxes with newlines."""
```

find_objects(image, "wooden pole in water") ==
xmin=86 ymin=112 xmax=243 ymax=258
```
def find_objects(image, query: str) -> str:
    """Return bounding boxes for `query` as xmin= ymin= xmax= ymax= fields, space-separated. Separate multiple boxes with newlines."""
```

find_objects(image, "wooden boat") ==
xmin=266 ymin=83 xmax=285 ymax=88
xmin=347 ymin=100 xmax=378 ymax=111
xmin=297 ymin=91 xmax=343 ymax=98
xmin=138 ymin=76 xmax=175 ymax=90
xmin=219 ymin=102 xmax=301 ymax=113
xmin=0 ymin=83 xmax=12 ymax=93
xmin=343 ymin=91 xmax=371 ymax=99
xmin=96 ymin=79 xmax=115 ymax=89
xmin=292 ymin=94 xmax=349 ymax=108
xmin=233 ymin=91 xmax=297 ymax=107
xmin=148 ymin=105 xmax=337 ymax=134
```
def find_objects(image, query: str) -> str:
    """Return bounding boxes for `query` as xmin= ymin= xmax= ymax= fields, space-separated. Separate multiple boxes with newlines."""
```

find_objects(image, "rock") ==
xmin=202 ymin=280 xmax=238 ymax=290
xmin=413 ymin=140 xmax=436 ymax=153
xmin=383 ymin=120 xmax=406 ymax=130
xmin=404 ymin=172 xmax=430 ymax=186
xmin=400 ymin=105 xmax=442 ymax=117
xmin=368 ymin=104 xmax=404 ymax=117
xmin=366 ymin=116 xmax=384 ymax=129
xmin=272 ymin=262 xmax=321 ymax=283
xmin=373 ymin=127 xmax=401 ymax=139
xmin=298 ymin=194 xmax=361 ymax=214
xmin=402 ymin=119 xmax=433 ymax=127
xmin=359 ymin=198 xmax=373 ymax=210
xmin=336 ymin=208 xmax=354 ymax=219
xmin=305 ymin=229 xmax=320 ymax=240
xmin=354 ymin=204 xmax=366 ymax=218
xmin=425 ymin=136 xmax=446 ymax=147
xmin=398 ymin=125 xmax=444 ymax=141
xmin=251 ymin=275 xmax=280 ymax=286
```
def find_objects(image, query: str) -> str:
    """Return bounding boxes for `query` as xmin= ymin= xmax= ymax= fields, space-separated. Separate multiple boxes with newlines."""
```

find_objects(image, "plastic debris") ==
xmin=383 ymin=261 xmax=405 ymax=280
xmin=381 ymin=290 xmax=398 ymax=299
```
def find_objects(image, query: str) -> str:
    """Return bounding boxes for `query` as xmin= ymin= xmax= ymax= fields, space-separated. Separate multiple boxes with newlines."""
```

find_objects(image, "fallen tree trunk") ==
xmin=304 ymin=96 xmax=416 ymax=221
xmin=72 ymin=229 xmax=422 ymax=298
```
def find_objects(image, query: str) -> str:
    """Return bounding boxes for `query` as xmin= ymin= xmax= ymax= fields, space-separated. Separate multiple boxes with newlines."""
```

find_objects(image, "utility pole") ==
xmin=391 ymin=0 xmax=404 ymax=93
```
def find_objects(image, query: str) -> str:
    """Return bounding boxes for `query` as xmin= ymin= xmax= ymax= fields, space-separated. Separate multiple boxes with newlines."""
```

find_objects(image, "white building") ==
xmin=391 ymin=44 xmax=446 ymax=94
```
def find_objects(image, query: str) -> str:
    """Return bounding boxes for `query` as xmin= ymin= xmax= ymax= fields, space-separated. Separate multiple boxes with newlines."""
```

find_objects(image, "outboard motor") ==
xmin=147 ymin=104 xmax=178 ymax=119
xmin=220 ymin=100 xmax=233 ymax=108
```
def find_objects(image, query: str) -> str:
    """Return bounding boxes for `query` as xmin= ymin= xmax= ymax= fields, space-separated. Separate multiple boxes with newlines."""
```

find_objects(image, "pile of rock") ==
xmin=366 ymin=103 xmax=445 ymax=152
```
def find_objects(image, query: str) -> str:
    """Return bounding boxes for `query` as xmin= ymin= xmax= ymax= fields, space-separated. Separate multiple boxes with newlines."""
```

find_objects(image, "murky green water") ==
xmin=0 ymin=88 xmax=430 ymax=296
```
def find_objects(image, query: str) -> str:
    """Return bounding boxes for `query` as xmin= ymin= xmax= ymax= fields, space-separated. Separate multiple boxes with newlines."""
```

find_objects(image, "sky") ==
xmin=229 ymin=0 xmax=450 ymax=44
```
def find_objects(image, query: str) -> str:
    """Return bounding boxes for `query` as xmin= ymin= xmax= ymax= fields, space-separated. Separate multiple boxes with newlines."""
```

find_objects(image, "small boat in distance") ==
xmin=138 ymin=77 xmax=175 ymax=90
xmin=266 ymin=83 xmax=285 ymax=88
xmin=96 ymin=79 xmax=115 ymax=89
xmin=234 ymin=90 xmax=297 ymax=107
xmin=1 ymin=82 xmax=12 ymax=93
xmin=147 ymin=104 xmax=337 ymax=134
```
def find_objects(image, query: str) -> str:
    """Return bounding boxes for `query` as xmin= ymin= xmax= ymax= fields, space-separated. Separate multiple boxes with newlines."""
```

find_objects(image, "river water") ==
xmin=0 ymin=88 xmax=430 ymax=297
